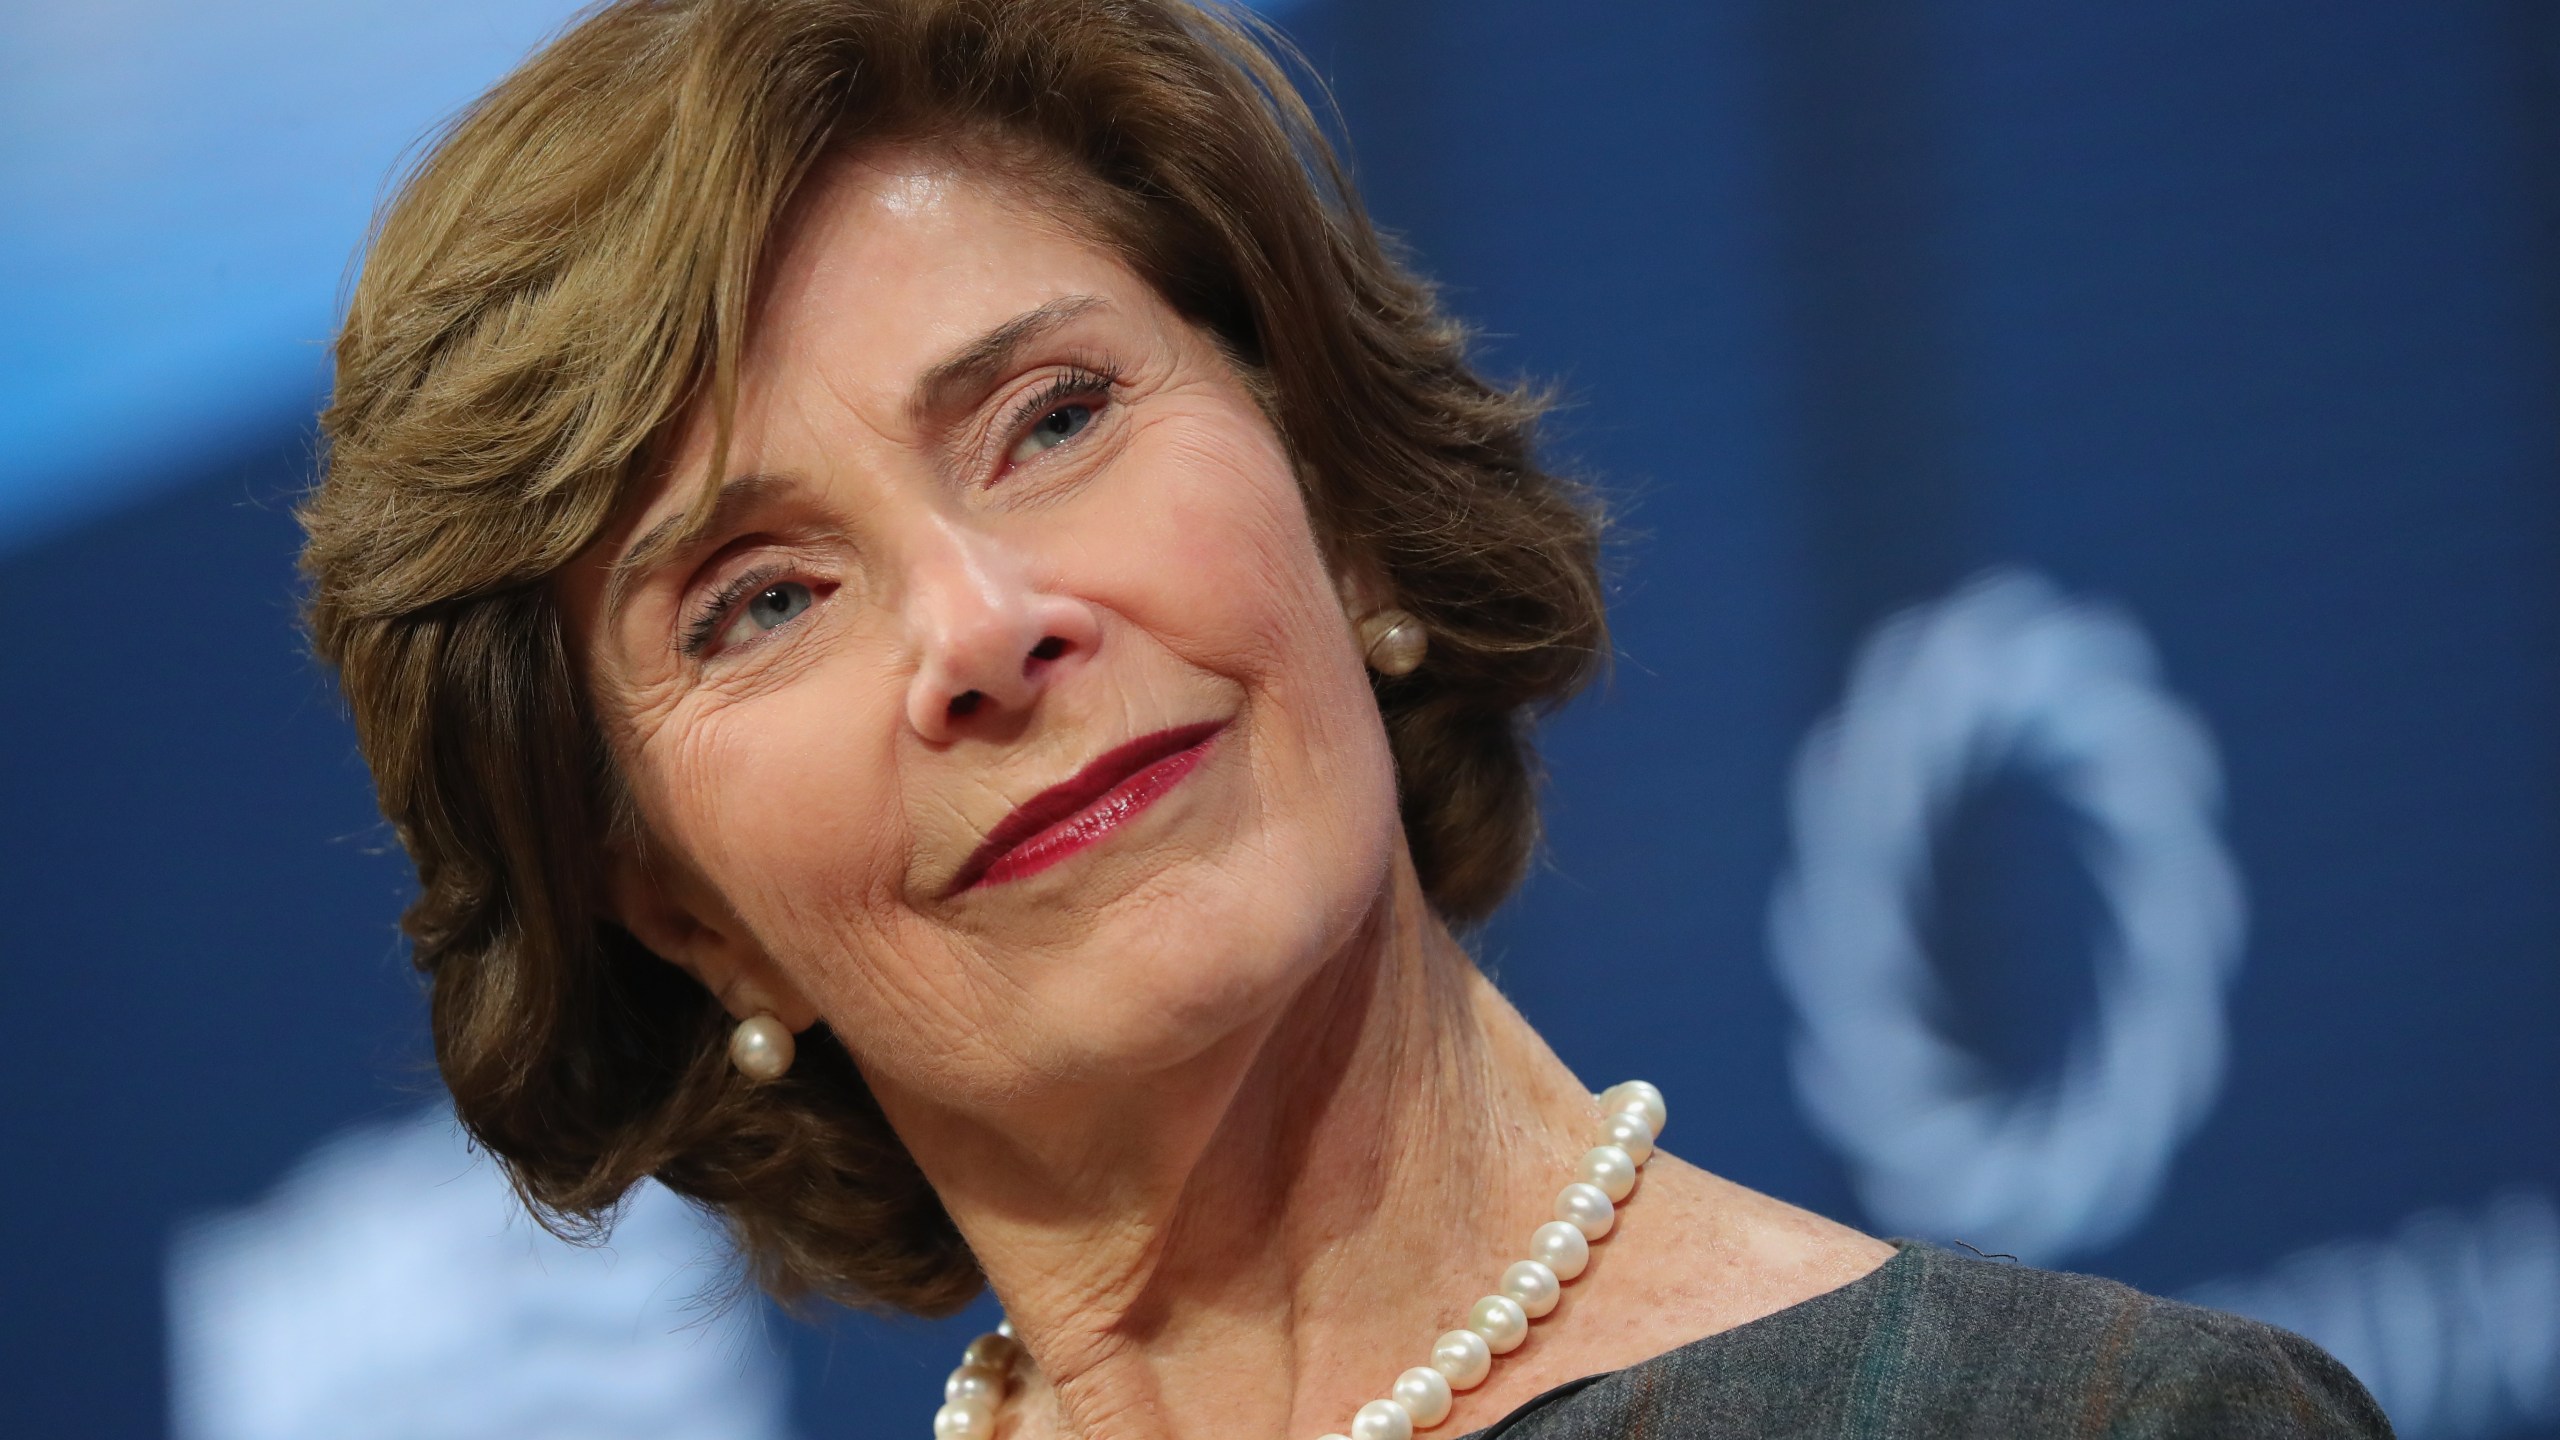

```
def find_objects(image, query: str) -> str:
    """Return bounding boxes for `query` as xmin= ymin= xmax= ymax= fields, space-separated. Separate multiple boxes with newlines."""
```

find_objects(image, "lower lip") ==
xmin=968 ymin=732 xmax=1220 ymax=891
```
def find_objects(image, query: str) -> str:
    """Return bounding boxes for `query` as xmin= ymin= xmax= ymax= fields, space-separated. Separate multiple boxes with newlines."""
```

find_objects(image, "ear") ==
xmin=602 ymin=841 xmax=821 ymax=1033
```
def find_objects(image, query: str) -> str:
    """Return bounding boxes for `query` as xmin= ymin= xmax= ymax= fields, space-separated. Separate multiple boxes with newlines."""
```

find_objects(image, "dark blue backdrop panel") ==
xmin=3 ymin=1 xmax=2556 ymax=1436
xmin=1897 ymin=0 xmax=2560 ymax=1277
xmin=1289 ymin=1 xmax=2560 ymax=1431
xmin=0 ymin=439 xmax=426 ymax=1437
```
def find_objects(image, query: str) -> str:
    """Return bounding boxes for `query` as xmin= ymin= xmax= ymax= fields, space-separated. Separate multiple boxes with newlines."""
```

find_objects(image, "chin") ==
xmin=1029 ymin=813 xmax=1394 ymax=1084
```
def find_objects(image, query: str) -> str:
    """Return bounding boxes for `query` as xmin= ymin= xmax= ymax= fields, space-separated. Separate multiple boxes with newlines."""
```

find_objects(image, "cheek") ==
xmin=633 ymin=664 xmax=1064 ymax=1075
xmin=613 ymin=401 xmax=1409 ymax=1088
xmin=1098 ymin=414 xmax=1353 ymax=691
xmin=1069 ymin=413 xmax=1406 ymax=909
xmin=647 ymin=676 xmax=913 ymax=949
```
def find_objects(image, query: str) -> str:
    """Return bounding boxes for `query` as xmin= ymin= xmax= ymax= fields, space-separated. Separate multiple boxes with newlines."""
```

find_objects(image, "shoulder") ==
xmin=1852 ymin=1243 xmax=2398 ymax=1438
xmin=1473 ymin=1242 xmax=2394 ymax=1438
xmin=2073 ymin=1287 xmax=2397 ymax=1438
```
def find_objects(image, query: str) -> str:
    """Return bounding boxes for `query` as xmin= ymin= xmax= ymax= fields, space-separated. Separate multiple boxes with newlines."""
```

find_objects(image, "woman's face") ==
xmin=562 ymin=147 xmax=1404 ymax=1108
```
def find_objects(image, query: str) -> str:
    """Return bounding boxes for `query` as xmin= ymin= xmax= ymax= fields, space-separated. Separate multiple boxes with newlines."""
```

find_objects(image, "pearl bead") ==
xmin=960 ymin=1331 xmax=1021 ymax=1372
xmin=1467 ymin=1293 xmax=1530 ymax=1353
xmin=1579 ymin=1144 xmax=1637 ymax=1203
xmin=1529 ymin=1219 xmax=1590 ymax=1280
xmin=1500 ymin=1258 xmax=1561 ymax=1318
xmin=1599 ymin=1080 xmax=1665 ymax=1136
xmin=1360 ymin=611 xmax=1429 ymax=677
xmin=996 ymin=1319 xmax=1015 ymax=1339
xmin=932 ymin=1397 xmax=995 ymax=1440
xmin=1595 ymin=1109 xmax=1655 ymax=1164
xmin=1352 ymin=1398 xmax=1414 ymax=1440
xmin=1431 ymin=1327 xmax=1493 ymax=1389
xmin=1556 ymin=1181 xmax=1616 ymax=1239
xmin=728 ymin=1014 xmax=795 ymax=1082
xmin=944 ymin=1365 xmax=1003 ymax=1404
xmin=1392 ymin=1365 xmax=1455 ymax=1427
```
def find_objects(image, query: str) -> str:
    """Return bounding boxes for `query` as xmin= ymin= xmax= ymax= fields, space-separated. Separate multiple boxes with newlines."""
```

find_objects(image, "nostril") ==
xmin=1028 ymin=635 xmax=1068 ymax=663
xmin=948 ymin=690 xmax=984 ymax=719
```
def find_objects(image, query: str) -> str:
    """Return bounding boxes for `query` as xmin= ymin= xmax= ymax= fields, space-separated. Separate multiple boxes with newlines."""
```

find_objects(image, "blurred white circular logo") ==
xmin=168 ymin=1107 xmax=792 ymax=1440
xmin=1768 ymin=569 xmax=2246 ymax=1263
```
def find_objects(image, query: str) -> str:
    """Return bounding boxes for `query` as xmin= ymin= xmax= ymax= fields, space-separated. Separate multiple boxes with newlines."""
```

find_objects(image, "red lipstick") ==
xmin=944 ymin=720 xmax=1225 ymax=896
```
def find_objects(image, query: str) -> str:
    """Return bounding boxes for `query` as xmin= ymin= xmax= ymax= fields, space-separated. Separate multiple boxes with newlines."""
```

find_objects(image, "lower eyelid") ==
xmin=1002 ymin=393 xmax=1115 ymax=472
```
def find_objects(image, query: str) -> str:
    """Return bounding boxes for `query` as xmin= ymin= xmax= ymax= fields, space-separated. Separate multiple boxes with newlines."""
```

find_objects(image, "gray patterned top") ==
xmin=1460 ymin=1241 xmax=2391 ymax=1438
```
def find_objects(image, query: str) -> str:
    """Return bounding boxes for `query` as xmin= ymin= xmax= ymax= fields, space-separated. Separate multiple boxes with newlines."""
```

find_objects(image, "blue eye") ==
xmin=1008 ymin=402 xmax=1094 ymax=463
xmin=681 ymin=571 xmax=823 ymax=657
xmin=743 ymin=581 xmax=812 ymax=632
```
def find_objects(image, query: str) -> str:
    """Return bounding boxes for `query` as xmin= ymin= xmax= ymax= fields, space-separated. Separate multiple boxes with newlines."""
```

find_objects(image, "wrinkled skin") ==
xmin=561 ymin=147 xmax=1892 ymax=1440
xmin=566 ymin=152 xmax=1399 ymax=1106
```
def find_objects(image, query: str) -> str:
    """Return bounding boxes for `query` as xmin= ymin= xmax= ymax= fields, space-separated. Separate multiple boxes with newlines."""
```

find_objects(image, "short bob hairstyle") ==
xmin=301 ymin=0 xmax=1605 ymax=1315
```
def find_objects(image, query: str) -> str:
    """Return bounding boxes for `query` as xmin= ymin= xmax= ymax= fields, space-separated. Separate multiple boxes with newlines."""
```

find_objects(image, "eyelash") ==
xmin=678 ymin=559 xmax=791 ymax=657
xmin=998 ymin=362 xmax=1121 ymax=464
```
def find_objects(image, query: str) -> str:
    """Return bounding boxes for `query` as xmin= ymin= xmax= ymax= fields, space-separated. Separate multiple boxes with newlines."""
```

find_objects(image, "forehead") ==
xmin=742 ymin=143 xmax=1137 ymax=405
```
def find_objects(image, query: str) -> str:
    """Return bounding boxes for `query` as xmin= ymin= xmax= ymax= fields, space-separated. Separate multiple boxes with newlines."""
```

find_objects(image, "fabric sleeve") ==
xmin=2101 ymin=1303 xmax=2397 ymax=1439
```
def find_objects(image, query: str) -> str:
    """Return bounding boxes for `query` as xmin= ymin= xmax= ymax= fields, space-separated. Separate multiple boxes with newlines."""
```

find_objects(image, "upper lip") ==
xmin=942 ymin=720 xmax=1226 ymax=896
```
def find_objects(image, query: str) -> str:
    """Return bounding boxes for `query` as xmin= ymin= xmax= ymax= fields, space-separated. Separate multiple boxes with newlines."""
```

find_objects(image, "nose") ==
xmin=901 ymin=516 xmax=1100 ymax=742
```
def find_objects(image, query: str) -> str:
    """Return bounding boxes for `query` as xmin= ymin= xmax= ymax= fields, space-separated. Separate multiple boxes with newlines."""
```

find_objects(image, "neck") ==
xmin=886 ymin=861 xmax=1598 ymax=1439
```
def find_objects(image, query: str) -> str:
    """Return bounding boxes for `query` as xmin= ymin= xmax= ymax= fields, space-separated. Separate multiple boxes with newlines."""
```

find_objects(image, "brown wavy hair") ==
xmin=300 ymin=0 xmax=1605 ymax=1315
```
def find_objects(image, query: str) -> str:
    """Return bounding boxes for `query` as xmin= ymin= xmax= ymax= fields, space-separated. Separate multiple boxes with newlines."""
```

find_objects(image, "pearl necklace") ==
xmin=928 ymin=1080 xmax=1668 ymax=1440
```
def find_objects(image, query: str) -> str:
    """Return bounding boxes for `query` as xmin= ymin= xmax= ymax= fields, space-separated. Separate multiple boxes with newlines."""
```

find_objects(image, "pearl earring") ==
xmin=728 ymin=1014 xmax=796 ymax=1082
xmin=1358 ymin=609 xmax=1428 ymax=677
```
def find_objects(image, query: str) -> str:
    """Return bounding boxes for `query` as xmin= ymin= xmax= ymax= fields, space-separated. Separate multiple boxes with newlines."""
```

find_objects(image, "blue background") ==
xmin=3 ymin=1 xmax=2554 ymax=1435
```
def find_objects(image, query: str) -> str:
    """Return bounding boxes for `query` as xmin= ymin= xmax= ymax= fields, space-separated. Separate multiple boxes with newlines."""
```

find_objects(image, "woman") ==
xmin=298 ymin=1 xmax=2390 ymax=1435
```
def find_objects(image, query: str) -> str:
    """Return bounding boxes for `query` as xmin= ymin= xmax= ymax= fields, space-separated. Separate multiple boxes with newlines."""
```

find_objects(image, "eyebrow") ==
xmin=604 ymin=471 xmax=796 ymax=629
xmin=603 ymin=294 xmax=1111 ymax=626
xmin=908 ymin=293 xmax=1109 ymax=426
